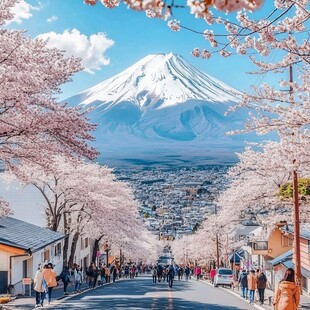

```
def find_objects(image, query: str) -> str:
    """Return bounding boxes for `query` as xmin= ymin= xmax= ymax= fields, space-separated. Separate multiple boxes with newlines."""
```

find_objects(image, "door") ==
xmin=0 ymin=271 xmax=8 ymax=294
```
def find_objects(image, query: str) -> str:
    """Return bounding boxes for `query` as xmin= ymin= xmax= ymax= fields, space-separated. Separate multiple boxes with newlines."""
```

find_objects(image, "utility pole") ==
xmin=289 ymin=64 xmax=302 ymax=291
xmin=216 ymin=234 xmax=220 ymax=269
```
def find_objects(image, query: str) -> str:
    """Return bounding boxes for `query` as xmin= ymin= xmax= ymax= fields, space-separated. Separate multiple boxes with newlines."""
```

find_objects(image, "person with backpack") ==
xmin=273 ymin=268 xmax=300 ymax=310
xmin=60 ymin=266 xmax=71 ymax=295
xmin=256 ymin=270 xmax=267 ymax=305
xmin=238 ymin=269 xmax=248 ymax=300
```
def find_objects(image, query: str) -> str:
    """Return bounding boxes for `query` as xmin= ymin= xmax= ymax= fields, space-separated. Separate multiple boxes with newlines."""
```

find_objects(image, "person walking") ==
xmin=195 ymin=266 xmax=201 ymax=280
xmin=34 ymin=265 xmax=46 ymax=307
xmin=87 ymin=262 xmax=96 ymax=288
xmin=238 ymin=269 xmax=248 ymax=300
xmin=210 ymin=268 xmax=216 ymax=284
xmin=257 ymin=270 xmax=267 ymax=305
xmin=74 ymin=267 xmax=83 ymax=293
xmin=247 ymin=269 xmax=257 ymax=305
xmin=152 ymin=266 xmax=157 ymax=283
xmin=42 ymin=263 xmax=57 ymax=305
xmin=112 ymin=266 xmax=117 ymax=283
xmin=60 ymin=266 xmax=71 ymax=295
xmin=273 ymin=268 xmax=300 ymax=310
xmin=167 ymin=265 xmax=175 ymax=288
xmin=184 ymin=265 xmax=191 ymax=281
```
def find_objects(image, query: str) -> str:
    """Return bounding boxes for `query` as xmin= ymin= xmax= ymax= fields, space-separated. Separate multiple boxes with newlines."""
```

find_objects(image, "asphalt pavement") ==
xmin=49 ymin=275 xmax=255 ymax=310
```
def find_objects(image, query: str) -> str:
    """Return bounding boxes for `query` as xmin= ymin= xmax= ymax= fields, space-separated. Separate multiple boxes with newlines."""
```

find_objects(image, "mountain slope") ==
xmin=65 ymin=53 xmax=253 ymax=162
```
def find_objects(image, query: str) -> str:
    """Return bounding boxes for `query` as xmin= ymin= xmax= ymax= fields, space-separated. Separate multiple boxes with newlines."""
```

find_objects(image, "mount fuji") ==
xmin=65 ymin=53 xmax=254 ymax=165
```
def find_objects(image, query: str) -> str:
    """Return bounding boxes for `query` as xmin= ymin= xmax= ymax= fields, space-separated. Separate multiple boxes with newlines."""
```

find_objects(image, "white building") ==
xmin=0 ymin=217 xmax=65 ymax=295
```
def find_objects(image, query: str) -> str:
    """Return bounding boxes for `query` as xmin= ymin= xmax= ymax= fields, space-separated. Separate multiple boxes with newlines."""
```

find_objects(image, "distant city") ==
xmin=116 ymin=165 xmax=229 ymax=240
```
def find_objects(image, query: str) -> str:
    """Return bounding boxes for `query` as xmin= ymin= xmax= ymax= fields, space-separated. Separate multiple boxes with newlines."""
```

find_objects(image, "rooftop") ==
xmin=0 ymin=217 xmax=64 ymax=253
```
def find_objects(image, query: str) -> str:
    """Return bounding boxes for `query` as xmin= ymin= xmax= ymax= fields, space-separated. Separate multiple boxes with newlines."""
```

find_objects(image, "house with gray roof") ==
xmin=0 ymin=217 xmax=65 ymax=295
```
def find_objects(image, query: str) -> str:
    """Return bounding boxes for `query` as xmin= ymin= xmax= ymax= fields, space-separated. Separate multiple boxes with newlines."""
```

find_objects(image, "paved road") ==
xmin=52 ymin=275 xmax=255 ymax=310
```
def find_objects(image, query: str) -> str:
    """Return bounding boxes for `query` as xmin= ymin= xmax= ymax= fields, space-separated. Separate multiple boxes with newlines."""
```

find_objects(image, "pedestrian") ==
xmin=210 ymin=268 xmax=216 ymax=284
xmin=93 ymin=264 xmax=99 ymax=288
xmin=60 ymin=266 xmax=71 ymax=295
xmin=184 ymin=265 xmax=191 ymax=281
xmin=157 ymin=264 xmax=163 ymax=282
xmin=74 ymin=267 xmax=83 ymax=293
xmin=86 ymin=262 xmax=95 ymax=288
xmin=195 ymin=266 xmax=201 ymax=280
xmin=247 ymin=269 xmax=257 ymax=305
xmin=34 ymin=264 xmax=46 ymax=307
xmin=42 ymin=262 xmax=57 ymax=305
xmin=152 ymin=266 xmax=157 ymax=283
xmin=167 ymin=265 xmax=175 ymax=288
xmin=100 ymin=265 xmax=106 ymax=285
xmin=112 ymin=266 xmax=117 ymax=283
xmin=105 ymin=265 xmax=111 ymax=283
xmin=256 ymin=270 xmax=267 ymax=305
xmin=273 ymin=268 xmax=300 ymax=310
xmin=238 ymin=269 xmax=248 ymax=300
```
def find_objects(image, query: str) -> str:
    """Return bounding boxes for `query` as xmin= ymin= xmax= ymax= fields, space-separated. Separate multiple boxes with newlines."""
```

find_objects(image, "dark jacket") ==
xmin=238 ymin=271 xmax=248 ymax=287
xmin=257 ymin=273 xmax=267 ymax=289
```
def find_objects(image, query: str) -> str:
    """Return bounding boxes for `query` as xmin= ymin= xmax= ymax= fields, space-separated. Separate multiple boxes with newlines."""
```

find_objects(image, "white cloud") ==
xmin=7 ymin=0 xmax=39 ymax=24
xmin=37 ymin=29 xmax=114 ymax=74
xmin=47 ymin=15 xmax=58 ymax=23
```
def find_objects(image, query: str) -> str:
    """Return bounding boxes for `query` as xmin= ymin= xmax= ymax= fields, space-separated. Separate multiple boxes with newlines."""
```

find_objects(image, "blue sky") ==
xmin=6 ymin=0 xmax=281 ymax=101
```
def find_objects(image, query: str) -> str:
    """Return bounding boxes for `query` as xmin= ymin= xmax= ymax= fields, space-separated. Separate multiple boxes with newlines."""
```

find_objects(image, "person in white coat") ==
xmin=34 ymin=265 xmax=46 ymax=307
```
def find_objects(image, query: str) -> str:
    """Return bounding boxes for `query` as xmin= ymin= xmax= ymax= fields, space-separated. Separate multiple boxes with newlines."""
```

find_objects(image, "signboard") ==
xmin=22 ymin=278 xmax=32 ymax=285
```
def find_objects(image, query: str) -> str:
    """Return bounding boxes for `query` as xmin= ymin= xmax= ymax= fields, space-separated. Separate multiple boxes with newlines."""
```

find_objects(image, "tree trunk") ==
xmin=92 ymin=239 xmax=100 ymax=264
xmin=62 ymin=213 xmax=69 ymax=266
xmin=68 ymin=232 xmax=80 ymax=268
xmin=63 ymin=235 xmax=69 ymax=267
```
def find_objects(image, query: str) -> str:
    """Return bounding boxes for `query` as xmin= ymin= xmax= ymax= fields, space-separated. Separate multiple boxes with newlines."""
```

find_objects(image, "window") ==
xmin=54 ymin=242 xmax=61 ymax=256
xmin=302 ymin=275 xmax=308 ymax=291
xmin=308 ymin=240 xmax=310 ymax=254
xmin=253 ymin=241 xmax=268 ymax=250
xmin=44 ymin=249 xmax=50 ymax=262
xmin=85 ymin=238 xmax=89 ymax=248
xmin=281 ymin=235 xmax=294 ymax=247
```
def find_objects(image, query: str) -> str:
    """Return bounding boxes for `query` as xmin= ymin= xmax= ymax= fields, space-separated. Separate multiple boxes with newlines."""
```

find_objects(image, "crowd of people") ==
xmin=33 ymin=261 xmax=144 ymax=308
xmin=33 ymin=260 xmax=301 ymax=309
xmin=151 ymin=264 xmax=195 ymax=288
xmin=237 ymin=267 xmax=300 ymax=309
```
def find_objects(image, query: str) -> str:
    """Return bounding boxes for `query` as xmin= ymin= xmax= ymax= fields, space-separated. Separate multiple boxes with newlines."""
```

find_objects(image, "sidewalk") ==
xmin=201 ymin=280 xmax=310 ymax=310
xmin=1 ymin=279 xmax=117 ymax=309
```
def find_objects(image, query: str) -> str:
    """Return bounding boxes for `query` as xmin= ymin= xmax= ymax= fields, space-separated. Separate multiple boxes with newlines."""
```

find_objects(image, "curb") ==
xmin=200 ymin=280 xmax=270 ymax=310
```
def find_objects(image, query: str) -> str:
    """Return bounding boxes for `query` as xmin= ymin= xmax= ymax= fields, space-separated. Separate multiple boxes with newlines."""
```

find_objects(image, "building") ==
xmin=268 ymin=225 xmax=310 ymax=294
xmin=0 ymin=217 xmax=65 ymax=295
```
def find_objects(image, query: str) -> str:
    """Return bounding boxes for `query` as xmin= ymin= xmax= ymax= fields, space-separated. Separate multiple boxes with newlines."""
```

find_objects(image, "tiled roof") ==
xmin=281 ymin=225 xmax=310 ymax=240
xmin=268 ymin=250 xmax=293 ymax=266
xmin=0 ymin=217 xmax=64 ymax=253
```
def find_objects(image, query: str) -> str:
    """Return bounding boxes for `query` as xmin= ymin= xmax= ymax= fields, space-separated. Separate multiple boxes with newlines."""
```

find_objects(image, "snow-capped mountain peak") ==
xmin=78 ymin=53 xmax=239 ymax=110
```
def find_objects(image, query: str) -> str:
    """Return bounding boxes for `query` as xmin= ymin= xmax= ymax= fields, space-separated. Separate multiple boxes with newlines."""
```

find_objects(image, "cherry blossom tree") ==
xmin=0 ymin=0 xmax=99 ymax=217
xmin=84 ymin=0 xmax=264 ymax=15
xmin=1 ymin=0 xmax=98 ymax=170
xmin=7 ymin=155 xmax=158 ymax=265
